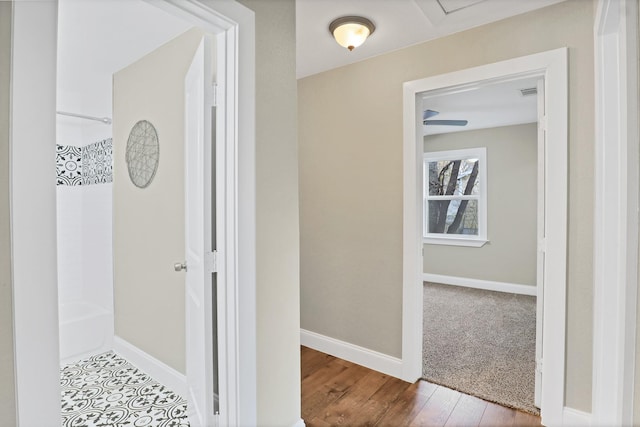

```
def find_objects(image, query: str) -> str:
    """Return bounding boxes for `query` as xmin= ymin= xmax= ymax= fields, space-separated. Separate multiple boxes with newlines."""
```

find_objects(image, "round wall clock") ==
xmin=126 ymin=120 xmax=159 ymax=188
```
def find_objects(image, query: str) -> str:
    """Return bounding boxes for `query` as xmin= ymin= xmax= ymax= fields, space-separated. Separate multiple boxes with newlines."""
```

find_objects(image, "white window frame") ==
xmin=423 ymin=147 xmax=488 ymax=247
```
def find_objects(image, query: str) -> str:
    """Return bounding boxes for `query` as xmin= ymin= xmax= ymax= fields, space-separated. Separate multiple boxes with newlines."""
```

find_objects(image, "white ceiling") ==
xmin=422 ymin=77 xmax=539 ymax=135
xmin=58 ymin=0 xmax=192 ymax=79
xmin=296 ymin=0 xmax=565 ymax=79
xmin=58 ymin=0 xmax=565 ymax=86
xmin=57 ymin=0 xmax=192 ymax=114
xmin=57 ymin=0 xmax=553 ymax=133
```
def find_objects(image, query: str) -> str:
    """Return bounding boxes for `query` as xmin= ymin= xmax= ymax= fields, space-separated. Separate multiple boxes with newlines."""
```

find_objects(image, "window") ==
xmin=423 ymin=148 xmax=487 ymax=247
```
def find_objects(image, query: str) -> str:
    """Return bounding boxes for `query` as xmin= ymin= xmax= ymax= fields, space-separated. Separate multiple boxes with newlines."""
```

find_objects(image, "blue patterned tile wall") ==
xmin=56 ymin=138 xmax=113 ymax=186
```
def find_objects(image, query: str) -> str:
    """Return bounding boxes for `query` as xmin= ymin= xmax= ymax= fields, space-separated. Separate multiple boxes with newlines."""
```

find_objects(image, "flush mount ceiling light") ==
xmin=329 ymin=16 xmax=375 ymax=51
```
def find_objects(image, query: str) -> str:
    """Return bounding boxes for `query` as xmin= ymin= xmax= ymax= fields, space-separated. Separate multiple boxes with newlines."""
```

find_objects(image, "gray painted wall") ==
xmin=0 ymin=2 xmax=16 ymax=424
xmin=113 ymin=28 xmax=203 ymax=374
xmin=423 ymin=124 xmax=538 ymax=286
xmin=113 ymin=2 xmax=302 ymax=423
xmin=236 ymin=1 xmax=302 ymax=425
xmin=635 ymin=7 xmax=640 ymax=424
xmin=299 ymin=0 xmax=595 ymax=411
xmin=2 ymin=2 xmax=301 ymax=425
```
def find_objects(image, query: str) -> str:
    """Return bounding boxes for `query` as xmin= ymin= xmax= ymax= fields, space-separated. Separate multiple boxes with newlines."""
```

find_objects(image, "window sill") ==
xmin=423 ymin=236 xmax=489 ymax=248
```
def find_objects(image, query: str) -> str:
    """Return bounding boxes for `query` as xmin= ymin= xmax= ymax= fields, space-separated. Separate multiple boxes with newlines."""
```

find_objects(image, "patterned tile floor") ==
xmin=61 ymin=351 xmax=189 ymax=427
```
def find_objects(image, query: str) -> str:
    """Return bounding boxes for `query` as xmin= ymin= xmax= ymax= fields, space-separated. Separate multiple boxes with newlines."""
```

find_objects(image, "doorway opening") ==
xmin=402 ymin=48 xmax=568 ymax=426
xmin=420 ymin=76 xmax=541 ymax=414
xmin=11 ymin=1 xmax=255 ymax=425
xmin=47 ymin=0 xmax=252 ymax=426
xmin=56 ymin=1 xmax=218 ymax=424
xmin=55 ymin=0 xmax=194 ymax=368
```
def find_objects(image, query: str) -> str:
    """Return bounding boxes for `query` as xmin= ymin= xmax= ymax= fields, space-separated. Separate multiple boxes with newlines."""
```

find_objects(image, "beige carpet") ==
xmin=422 ymin=282 xmax=539 ymax=415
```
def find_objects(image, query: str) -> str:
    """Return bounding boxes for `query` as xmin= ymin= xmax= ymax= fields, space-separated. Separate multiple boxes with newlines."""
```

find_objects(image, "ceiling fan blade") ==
xmin=423 ymin=109 xmax=440 ymax=120
xmin=424 ymin=119 xmax=469 ymax=126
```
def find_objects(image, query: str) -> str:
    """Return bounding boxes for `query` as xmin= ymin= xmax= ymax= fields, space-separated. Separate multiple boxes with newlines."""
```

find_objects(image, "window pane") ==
xmin=427 ymin=159 xmax=479 ymax=196
xmin=428 ymin=199 xmax=479 ymax=235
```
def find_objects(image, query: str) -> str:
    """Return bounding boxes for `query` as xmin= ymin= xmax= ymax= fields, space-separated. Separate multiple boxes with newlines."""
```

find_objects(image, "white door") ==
xmin=534 ymin=78 xmax=545 ymax=408
xmin=184 ymin=36 xmax=217 ymax=427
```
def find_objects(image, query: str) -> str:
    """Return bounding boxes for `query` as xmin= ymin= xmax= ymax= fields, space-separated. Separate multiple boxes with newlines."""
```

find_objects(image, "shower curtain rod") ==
xmin=56 ymin=110 xmax=112 ymax=125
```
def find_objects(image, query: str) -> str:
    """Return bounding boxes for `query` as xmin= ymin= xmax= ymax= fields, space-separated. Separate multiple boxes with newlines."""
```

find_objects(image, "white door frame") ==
xmin=9 ymin=1 xmax=256 ymax=425
xmin=534 ymin=77 xmax=545 ymax=409
xmin=151 ymin=2 xmax=256 ymax=425
xmin=402 ymin=48 xmax=568 ymax=426
xmin=10 ymin=3 xmax=61 ymax=425
xmin=592 ymin=0 xmax=639 ymax=425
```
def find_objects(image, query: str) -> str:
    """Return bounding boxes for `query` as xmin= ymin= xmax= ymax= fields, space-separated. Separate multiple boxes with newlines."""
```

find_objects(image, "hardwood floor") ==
xmin=301 ymin=346 xmax=542 ymax=427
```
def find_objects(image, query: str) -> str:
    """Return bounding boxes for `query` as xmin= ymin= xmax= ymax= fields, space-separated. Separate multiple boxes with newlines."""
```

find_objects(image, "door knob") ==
xmin=174 ymin=262 xmax=187 ymax=272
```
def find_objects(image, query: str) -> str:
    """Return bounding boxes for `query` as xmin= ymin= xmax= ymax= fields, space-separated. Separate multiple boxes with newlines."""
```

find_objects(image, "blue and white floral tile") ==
xmin=56 ymin=144 xmax=83 ymax=186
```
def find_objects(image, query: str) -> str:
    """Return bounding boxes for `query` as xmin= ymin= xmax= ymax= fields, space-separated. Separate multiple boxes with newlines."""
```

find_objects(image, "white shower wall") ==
xmin=81 ymin=183 xmax=113 ymax=309
xmin=56 ymin=182 xmax=113 ymax=310
xmin=57 ymin=118 xmax=114 ymax=363
xmin=56 ymin=185 xmax=84 ymax=303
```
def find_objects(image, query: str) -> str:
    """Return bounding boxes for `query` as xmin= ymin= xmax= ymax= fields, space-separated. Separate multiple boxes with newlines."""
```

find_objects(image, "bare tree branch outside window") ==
xmin=426 ymin=155 xmax=481 ymax=236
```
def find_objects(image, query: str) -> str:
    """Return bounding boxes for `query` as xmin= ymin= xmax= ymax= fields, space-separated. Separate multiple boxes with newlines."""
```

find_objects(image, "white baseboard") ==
xmin=562 ymin=407 xmax=591 ymax=426
xmin=423 ymin=273 xmax=537 ymax=296
xmin=300 ymin=329 xmax=403 ymax=379
xmin=113 ymin=336 xmax=187 ymax=398
xmin=292 ymin=418 xmax=306 ymax=427
xmin=60 ymin=340 xmax=113 ymax=367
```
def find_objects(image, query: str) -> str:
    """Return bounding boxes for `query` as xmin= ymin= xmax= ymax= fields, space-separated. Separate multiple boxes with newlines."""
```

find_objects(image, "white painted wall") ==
xmin=10 ymin=2 xmax=61 ymax=424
